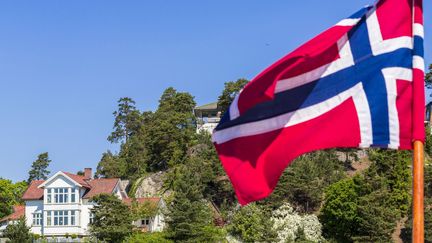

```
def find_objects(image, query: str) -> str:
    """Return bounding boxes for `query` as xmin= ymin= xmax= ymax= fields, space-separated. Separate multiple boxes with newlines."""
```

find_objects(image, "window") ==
xmin=47 ymin=210 xmax=77 ymax=226
xmin=47 ymin=189 xmax=52 ymax=203
xmin=46 ymin=211 xmax=52 ymax=226
xmin=53 ymin=211 xmax=70 ymax=226
xmin=54 ymin=188 xmax=69 ymax=203
xmin=141 ymin=219 xmax=150 ymax=225
xmin=70 ymin=211 xmax=76 ymax=226
xmin=33 ymin=213 xmax=42 ymax=226
xmin=71 ymin=188 xmax=76 ymax=203
xmin=89 ymin=212 xmax=94 ymax=224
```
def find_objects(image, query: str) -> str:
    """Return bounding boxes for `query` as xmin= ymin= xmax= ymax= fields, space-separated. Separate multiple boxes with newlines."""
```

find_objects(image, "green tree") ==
xmin=166 ymin=162 xmax=224 ymax=242
xmin=27 ymin=152 xmax=51 ymax=183
xmin=228 ymin=203 xmax=277 ymax=243
xmin=261 ymin=150 xmax=345 ymax=212
xmin=320 ymin=178 xmax=360 ymax=242
xmin=425 ymin=64 xmax=432 ymax=87
xmin=425 ymin=125 xmax=432 ymax=157
xmin=217 ymin=78 xmax=248 ymax=115
xmin=402 ymin=164 xmax=432 ymax=242
xmin=125 ymin=232 xmax=173 ymax=243
xmin=0 ymin=180 xmax=27 ymax=218
xmin=89 ymin=194 xmax=133 ymax=243
xmin=366 ymin=149 xmax=411 ymax=215
xmin=188 ymin=132 xmax=236 ymax=208
xmin=95 ymin=151 xmax=127 ymax=179
xmin=321 ymin=150 xmax=411 ymax=242
xmin=353 ymin=189 xmax=398 ymax=242
xmin=2 ymin=217 xmax=32 ymax=243
xmin=108 ymin=97 xmax=143 ymax=144
xmin=145 ymin=87 xmax=196 ymax=171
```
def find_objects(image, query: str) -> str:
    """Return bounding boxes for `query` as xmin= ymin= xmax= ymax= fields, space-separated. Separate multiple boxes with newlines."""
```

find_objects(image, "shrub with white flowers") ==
xmin=271 ymin=203 xmax=323 ymax=242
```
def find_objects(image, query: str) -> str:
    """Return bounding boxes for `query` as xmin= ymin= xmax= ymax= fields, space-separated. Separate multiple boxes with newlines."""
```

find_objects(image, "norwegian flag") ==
xmin=212 ymin=0 xmax=425 ymax=205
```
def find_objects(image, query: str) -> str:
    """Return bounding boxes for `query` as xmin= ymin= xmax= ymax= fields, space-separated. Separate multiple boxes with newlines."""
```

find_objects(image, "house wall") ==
xmin=25 ymin=200 xmax=43 ymax=235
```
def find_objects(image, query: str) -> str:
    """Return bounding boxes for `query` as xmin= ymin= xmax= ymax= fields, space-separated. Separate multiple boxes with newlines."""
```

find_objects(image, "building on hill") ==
xmin=194 ymin=102 xmax=221 ymax=134
xmin=0 ymin=168 xmax=166 ymax=240
xmin=426 ymin=101 xmax=432 ymax=125
xmin=123 ymin=197 xmax=166 ymax=232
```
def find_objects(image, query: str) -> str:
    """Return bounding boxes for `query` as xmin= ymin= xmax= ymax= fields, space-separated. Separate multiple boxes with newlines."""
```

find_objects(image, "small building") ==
xmin=123 ymin=197 xmax=166 ymax=232
xmin=426 ymin=101 xmax=432 ymax=125
xmin=194 ymin=102 xmax=221 ymax=134
xmin=0 ymin=168 xmax=166 ymax=240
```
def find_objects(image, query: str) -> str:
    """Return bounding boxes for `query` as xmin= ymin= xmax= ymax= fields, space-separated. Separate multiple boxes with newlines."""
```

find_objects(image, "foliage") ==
xmin=89 ymin=194 xmax=133 ymax=243
xmin=365 ymin=149 xmax=411 ymax=215
xmin=3 ymin=217 xmax=32 ymax=243
xmin=321 ymin=149 xmax=410 ymax=242
xmin=261 ymin=150 xmax=345 ymax=212
xmin=352 ymin=189 xmax=398 ymax=242
xmin=0 ymin=179 xmax=27 ymax=218
xmin=402 ymin=164 xmax=432 ymax=243
xmin=124 ymin=232 xmax=173 ymax=243
xmin=165 ymin=161 xmax=225 ymax=242
xmin=228 ymin=203 xmax=277 ymax=243
xmin=425 ymin=125 xmax=432 ymax=157
xmin=130 ymin=199 xmax=158 ymax=220
xmin=271 ymin=203 xmax=323 ymax=243
xmin=108 ymin=97 xmax=143 ymax=144
xmin=426 ymin=64 xmax=432 ymax=87
xmin=145 ymin=87 xmax=196 ymax=171
xmin=187 ymin=132 xmax=236 ymax=208
xmin=217 ymin=78 xmax=248 ymax=115
xmin=95 ymin=150 xmax=127 ymax=179
xmin=320 ymin=178 xmax=360 ymax=242
xmin=27 ymin=152 xmax=51 ymax=184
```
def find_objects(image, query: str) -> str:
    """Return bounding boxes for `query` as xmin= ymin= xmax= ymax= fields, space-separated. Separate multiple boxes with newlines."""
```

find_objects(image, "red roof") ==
xmin=22 ymin=180 xmax=44 ymax=200
xmin=63 ymin=172 xmax=91 ymax=188
xmin=123 ymin=197 xmax=161 ymax=206
xmin=0 ymin=205 xmax=25 ymax=223
xmin=23 ymin=172 xmax=121 ymax=200
xmin=82 ymin=178 xmax=120 ymax=199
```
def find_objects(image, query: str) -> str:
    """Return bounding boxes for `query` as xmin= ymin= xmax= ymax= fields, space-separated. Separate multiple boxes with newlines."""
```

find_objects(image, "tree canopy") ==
xmin=89 ymin=194 xmax=133 ymax=243
xmin=27 ymin=152 xmax=51 ymax=184
xmin=0 ymin=179 xmax=27 ymax=219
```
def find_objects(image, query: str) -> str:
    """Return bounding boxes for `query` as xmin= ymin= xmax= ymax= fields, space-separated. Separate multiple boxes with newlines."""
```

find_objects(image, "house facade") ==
xmin=194 ymin=102 xmax=221 ymax=134
xmin=0 ymin=168 xmax=165 ymax=239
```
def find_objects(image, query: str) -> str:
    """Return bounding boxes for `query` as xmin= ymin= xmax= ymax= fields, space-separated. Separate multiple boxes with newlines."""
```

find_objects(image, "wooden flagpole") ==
xmin=412 ymin=140 xmax=424 ymax=243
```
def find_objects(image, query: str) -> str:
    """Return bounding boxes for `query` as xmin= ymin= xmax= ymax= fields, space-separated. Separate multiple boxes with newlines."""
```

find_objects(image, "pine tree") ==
xmin=27 ymin=152 xmax=51 ymax=184
xmin=3 ymin=217 xmax=32 ymax=243
xmin=89 ymin=194 xmax=133 ymax=243
xmin=108 ymin=97 xmax=143 ymax=144
xmin=166 ymin=162 xmax=224 ymax=242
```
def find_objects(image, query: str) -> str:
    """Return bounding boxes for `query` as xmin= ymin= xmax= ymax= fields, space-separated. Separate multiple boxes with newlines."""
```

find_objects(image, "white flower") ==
xmin=271 ymin=203 xmax=323 ymax=243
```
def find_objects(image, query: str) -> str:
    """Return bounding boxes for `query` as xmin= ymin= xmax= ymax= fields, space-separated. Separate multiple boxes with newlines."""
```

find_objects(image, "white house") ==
xmin=194 ymin=102 xmax=221 ymax=134
xmin=0 ymin=168 xmax=165 ymax=240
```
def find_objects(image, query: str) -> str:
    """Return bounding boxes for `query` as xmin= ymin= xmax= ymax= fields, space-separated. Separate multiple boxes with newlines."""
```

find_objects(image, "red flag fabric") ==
xmin=213 ymin=0 xmax=425 ymax=205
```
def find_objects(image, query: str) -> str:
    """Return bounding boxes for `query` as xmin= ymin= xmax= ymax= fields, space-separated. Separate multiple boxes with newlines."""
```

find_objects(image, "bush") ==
xmin=271 ymin=203 xmax=323 ymax=242
xmin=124 ymin=232 xmax=173 ymax=243
xmin=228 ymin=204 xmax=277 ymax=242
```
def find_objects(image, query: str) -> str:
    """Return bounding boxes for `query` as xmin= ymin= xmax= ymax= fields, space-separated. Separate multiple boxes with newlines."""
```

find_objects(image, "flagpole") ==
xmin=412 ymin=140 xmax=424 ymax=243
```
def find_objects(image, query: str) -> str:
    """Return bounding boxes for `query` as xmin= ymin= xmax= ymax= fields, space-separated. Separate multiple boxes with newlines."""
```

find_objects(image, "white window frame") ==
xmin=46 ymin=189 xmax=52 ymax=203
xmin=32 ymin=213 xmax=42 ymax=226
xmin=53 ymin=188 xmax=69 ymax=204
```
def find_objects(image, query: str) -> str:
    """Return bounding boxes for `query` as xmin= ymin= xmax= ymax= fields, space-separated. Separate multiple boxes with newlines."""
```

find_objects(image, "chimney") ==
xmin=84 ymin=168 xmax=92 ymax=180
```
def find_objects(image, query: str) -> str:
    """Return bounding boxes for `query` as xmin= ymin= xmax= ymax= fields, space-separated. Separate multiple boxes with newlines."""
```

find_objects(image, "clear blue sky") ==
xmin=0 ymin=1 xmax=430 ymax=182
